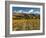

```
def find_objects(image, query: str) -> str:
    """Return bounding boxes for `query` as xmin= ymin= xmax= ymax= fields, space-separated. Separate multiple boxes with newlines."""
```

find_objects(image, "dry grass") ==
xmin=12 ymin=18 xmax=40 ymax=31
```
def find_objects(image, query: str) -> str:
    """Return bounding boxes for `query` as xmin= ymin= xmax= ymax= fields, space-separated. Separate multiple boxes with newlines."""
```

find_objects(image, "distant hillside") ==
xmin=12 ymin=12 xmax=40 ymax=19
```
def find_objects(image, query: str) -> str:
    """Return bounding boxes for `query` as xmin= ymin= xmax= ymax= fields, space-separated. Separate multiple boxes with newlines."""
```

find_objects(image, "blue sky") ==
xmin=12 ymin=7 xmax=40 ymax=14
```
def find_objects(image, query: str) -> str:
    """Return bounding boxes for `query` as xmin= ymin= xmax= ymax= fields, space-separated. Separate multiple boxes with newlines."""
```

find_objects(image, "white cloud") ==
xmin=13 ymin=10 xmax=23 ymax=13
xmin=34 ymin=11 xmax=40 ymax=14
xmin=28 ymin=9 xmax=33 ymax=13
xmin=22 ymin=9 xmax=34 ymax=14
xmin=17 ymin=10 xmax=28 ymax=13
xmin=23 ymin=11 xmax=28 ymax=13
xmin=18 ymin=10 xmax=23 ymax=13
